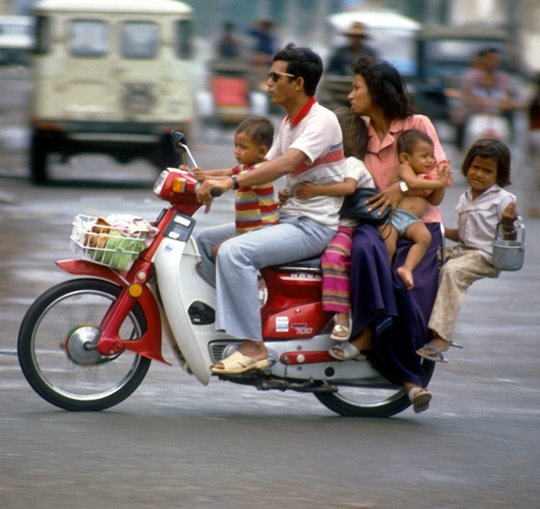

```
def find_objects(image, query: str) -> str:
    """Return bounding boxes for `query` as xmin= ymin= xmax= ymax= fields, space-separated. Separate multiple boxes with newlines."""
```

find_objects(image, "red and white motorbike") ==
xmin=17 ymin=132 xmax=423 ymax=417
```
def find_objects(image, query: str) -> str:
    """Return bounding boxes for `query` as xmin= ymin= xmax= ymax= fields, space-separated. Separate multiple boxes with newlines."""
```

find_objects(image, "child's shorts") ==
xmin=391 ymin=209 xmax=421 ymax=237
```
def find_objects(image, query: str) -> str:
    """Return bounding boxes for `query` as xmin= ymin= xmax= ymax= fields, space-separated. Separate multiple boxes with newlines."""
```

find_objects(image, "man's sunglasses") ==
xmin=268 ymin=71 xmax=296 ymax=82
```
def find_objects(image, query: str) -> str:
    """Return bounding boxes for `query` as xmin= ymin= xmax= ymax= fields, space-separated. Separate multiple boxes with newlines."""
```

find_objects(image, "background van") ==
xmin=30 ymin=0 xmax=193 ymax=184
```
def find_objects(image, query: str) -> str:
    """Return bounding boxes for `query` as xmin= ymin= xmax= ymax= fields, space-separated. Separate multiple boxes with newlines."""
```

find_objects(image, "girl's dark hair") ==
xmin=334 ymin=106 xmax=368 ymax=160
xmin=397 ymin=129 xmax=434 ymax=155
xmin=462 ymin=138 xmax=512 ymax=187
xmin=236 ymin=116 xmax=274 ymax=148
xmin=272 ymin=43 xmax=323 ymax=96
xmin=350 ymin=56 xmax=417 ymax=120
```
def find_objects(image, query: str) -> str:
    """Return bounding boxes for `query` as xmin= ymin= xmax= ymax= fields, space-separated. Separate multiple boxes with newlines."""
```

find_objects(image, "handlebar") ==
xmin=170 ymin=130 xmax=222 ymax=199
xmin=170 ymin=129 xmax=198 ymax=168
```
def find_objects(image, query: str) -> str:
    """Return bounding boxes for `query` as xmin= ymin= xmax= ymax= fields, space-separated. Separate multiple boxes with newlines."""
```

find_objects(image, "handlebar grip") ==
xmin=211 ymin=188 xmax=223 ymax=198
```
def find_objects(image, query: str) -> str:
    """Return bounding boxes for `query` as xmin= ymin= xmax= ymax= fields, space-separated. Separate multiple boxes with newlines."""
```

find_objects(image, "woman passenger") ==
xmin=342 ymin=57 xmax=452 ymax=412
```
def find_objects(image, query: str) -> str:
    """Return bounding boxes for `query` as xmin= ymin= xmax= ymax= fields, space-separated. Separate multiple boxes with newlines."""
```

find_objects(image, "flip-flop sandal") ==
xmin=416 ymin=345 xmax=448 ymax=363
xmin=328 ymin=341 xmax=366 ymax=361
xmin=408 ymin=387 xmax=432 ymax=413
xmin=211 ymin=351 xmax=269 ymax=375
xmin=330 ymin=324 xmax=351 ymax=342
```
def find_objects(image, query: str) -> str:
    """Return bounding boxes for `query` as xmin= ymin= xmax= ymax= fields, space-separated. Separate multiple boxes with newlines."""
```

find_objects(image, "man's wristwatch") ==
xmin=231 ymin=174 xmax=240 ymax=190
xmin=399 ymin=180 xmax=409 ymax=195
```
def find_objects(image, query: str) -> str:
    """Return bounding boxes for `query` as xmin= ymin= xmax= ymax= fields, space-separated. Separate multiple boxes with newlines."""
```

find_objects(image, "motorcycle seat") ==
xmin=273 ymin=256 xmax=322 ymax=273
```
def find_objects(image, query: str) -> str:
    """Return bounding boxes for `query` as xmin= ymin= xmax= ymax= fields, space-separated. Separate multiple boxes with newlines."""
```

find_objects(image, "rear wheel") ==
xmin=314 ymin=385 xmax=411 ymax=418
xmin=18 ymin=279 xmax=151 ymax=411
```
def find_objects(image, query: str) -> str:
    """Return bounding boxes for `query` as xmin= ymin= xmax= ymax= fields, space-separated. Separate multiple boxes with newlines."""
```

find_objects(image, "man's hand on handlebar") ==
xmin=197 ymin=177 xmax=234 ymax=204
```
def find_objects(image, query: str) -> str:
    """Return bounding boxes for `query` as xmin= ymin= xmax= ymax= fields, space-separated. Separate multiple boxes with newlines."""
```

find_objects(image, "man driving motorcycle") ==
xmin=195 ymin=43 xmax=346 ymax=375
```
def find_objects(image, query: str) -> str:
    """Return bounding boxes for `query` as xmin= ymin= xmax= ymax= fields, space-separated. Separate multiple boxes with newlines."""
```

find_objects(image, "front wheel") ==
xmin=18 ymin=279 xmax=151 ymax=411
xmin=314 ymin=385 xmax=411 ymax=418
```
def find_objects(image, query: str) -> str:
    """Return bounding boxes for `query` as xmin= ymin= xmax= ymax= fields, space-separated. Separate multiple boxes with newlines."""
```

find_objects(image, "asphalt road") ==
xmin=1 ymin=66 xmax=540 ymax=509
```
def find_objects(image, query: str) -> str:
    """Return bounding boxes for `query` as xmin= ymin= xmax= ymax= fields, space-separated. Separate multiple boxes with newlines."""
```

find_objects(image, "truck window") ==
xmin=69 ymin=19 xmax=108 ymax=57
xmin=121 ymin=21 xmax=159 ymax=59
xmin=34 ymin=15 xmax=50 ymax=55
xmin=174 ymin=19 xmax=192 ymax=59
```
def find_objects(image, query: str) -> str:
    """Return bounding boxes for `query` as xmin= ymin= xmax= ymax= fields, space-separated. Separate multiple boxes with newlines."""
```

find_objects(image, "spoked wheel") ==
xmin=18 ymin=279 xmax=151 ymax=411
xmin=314 ymin=384 xmax=411 ymax=418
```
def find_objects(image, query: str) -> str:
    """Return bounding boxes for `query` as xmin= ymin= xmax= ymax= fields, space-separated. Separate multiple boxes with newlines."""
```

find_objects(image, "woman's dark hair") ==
xmin=350 ymin=56 xmax=417 ymax=120
xmin=397 ymin=129 xmax=434 ymax=155
xmin=462 ymin=138 xmax=512 ymax=187
xmin=236 ymin=115 xmax=274 ymax=148
xmin=334 ymin=106 xmax=368 ymax=160
xmin=272 ymin=43 xmax=323 ymax=96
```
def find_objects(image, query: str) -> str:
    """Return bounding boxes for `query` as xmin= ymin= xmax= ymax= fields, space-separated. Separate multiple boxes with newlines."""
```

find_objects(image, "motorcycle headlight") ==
xmin=153 ymin=170 xmax=170 ymax=196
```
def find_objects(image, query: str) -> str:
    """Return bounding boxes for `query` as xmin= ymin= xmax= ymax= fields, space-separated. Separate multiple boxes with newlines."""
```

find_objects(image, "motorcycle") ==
xmin=17 ymin=132 xmax=425 ymax=417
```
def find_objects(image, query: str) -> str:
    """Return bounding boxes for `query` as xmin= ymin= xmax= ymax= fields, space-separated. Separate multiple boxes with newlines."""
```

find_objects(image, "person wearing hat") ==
xmin=327 ymin=21 xmax=378 ymax=76
xmin=215 ymin=21 xmax=242 ymax=59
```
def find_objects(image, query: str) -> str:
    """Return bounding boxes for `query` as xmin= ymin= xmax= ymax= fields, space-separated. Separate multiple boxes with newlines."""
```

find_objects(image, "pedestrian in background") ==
xmin=326 ymin=21 xmax=378 ymax=76
xmin=526 ymin=73 xmax=540 ymax=217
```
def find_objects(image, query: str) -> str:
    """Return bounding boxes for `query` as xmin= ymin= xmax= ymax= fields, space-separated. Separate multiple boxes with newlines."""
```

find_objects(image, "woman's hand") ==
xmin=294 ymin=182 xmax=318 ymax=200
xmin=366 ymin=182 xmax=402 ymax=216
xmin=278 ymin=188 xmax=290 ymax=207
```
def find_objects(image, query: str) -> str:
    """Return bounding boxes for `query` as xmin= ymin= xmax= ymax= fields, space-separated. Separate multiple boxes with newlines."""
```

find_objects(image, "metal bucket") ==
xmin=492 ymin=218 xmax=525 ymax=271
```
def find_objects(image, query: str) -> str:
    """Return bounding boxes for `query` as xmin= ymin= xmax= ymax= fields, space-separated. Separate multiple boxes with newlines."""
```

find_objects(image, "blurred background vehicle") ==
xmin=195 ymin=58 xmax=269 ymax=127
xmin=0 ymin=15 xmax=34 ymax=66
xmin=412 ymin=24 xmax=528 ymax=148
xmin=413 ymin=24 xmax=516 ymax=122
xmin=319 ymin=8 xmax=421 ymax=110
xmin=28 ymin=0 xmax=193 ymax=184
xmin=195 ymin=18 xmax=271 ymax=126
xmin=2 ymin=0 xmax=539 ymax=186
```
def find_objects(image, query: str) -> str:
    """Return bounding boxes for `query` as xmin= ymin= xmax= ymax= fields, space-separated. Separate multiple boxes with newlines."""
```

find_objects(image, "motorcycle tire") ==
xmin=314 ymin=386 xmax=412 ymax=418
xmin=18 ymin=278 xmax=151 ymax=411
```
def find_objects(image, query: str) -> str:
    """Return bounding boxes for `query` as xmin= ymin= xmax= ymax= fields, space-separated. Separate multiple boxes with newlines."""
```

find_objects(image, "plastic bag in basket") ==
xmin=84 ymin=215 xmax=156 ymax=271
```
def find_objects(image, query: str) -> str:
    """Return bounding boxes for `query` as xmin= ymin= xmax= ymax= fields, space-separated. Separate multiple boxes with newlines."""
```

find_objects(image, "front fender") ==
xmin=56 ymin=259 xmax=128 ymax=285
xmin=56 ymin=259 xmax=168 ymax=364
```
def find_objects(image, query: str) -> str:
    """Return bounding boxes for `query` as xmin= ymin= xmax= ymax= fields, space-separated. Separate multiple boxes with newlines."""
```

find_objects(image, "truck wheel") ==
xmin=30 ymin=132 xmax=48 ymax=185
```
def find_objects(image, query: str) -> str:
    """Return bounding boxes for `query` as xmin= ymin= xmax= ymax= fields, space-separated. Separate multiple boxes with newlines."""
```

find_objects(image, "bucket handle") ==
xmin=494 ymin=216 xmax=525 ymax=243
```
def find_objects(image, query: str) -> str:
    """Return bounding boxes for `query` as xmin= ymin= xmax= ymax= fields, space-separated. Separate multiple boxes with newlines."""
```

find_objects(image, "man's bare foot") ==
xmin=212 ymin=340 xmax=268 ymax=372
xmin=237 ymin=339 xmax=268 ymax=361
xmin=397 ymin=266 xmax=414 ymax=289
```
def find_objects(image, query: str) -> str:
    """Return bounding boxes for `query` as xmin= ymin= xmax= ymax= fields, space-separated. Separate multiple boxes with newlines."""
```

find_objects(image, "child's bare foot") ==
xmin=397 ymin=266 xmax=414 ymax=289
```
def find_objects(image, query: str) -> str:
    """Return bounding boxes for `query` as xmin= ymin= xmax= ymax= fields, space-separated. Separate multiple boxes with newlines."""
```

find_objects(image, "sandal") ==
xmin=211 ymin=351 xmax=269 ymax=375
xmin=330 ymin=324 xmax=351 ymax=342
xmin=328 ymin=341 xmax=366 ymax=361
xmin=408 ymin=387 xmax=432 ymax=413
xmin=416 ymin=345 xmax=448 ymax=363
